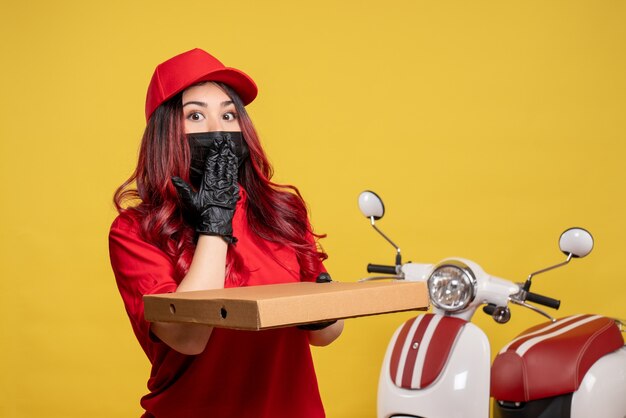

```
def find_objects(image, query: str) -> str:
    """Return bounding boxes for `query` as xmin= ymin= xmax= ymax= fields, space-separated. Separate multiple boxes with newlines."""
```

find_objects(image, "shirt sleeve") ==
xmin=109 ymin=213 xmax=179 ymax=356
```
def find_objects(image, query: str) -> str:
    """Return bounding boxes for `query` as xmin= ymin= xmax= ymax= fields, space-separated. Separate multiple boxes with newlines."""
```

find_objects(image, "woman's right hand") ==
xmin=172 ymin=137 xmax=240 ymax=243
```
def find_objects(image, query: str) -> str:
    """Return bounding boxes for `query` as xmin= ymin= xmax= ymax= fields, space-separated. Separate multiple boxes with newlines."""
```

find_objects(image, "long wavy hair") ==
xmin=114 ymin=82 xmax=327 ymax=285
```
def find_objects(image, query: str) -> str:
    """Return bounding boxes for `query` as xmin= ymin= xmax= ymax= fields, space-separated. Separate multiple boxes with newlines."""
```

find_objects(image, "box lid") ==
xmin=144 ymin=281 xmax=428 ymax=330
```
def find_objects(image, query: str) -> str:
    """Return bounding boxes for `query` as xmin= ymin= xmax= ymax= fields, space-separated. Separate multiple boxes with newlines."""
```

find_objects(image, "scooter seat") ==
xmin=491 ymin=314 xmax=623 ymax=402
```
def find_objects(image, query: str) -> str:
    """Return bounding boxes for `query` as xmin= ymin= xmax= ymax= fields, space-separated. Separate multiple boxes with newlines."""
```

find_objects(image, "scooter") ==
xmin=357 ymin=190 xmax=626 ymax=418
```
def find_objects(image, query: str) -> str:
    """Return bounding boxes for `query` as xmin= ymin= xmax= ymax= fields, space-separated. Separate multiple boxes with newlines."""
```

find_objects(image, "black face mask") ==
xmin=186 ymin=131 xmax=249 ymax=187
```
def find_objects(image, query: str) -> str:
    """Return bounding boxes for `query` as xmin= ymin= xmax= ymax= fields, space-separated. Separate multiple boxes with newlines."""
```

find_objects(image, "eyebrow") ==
xmin=182 ymin=100 xmax=234 ymax=108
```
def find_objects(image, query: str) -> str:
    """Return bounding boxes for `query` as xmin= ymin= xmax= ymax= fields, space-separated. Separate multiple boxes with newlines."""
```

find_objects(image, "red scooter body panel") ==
xmin=491 ymin=314 xmax=623 ymax=402
xmin=389 ymin=314 xmax=467 ymax=389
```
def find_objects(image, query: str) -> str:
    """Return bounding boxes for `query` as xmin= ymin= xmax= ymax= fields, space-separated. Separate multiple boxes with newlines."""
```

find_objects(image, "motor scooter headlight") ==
xmin=427 ymin=260 xmax=477 ymax=312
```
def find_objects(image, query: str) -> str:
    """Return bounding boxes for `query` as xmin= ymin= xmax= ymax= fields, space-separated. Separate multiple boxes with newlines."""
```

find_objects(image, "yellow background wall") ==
xmin=1 ymin=1 xmax=624 ymax=417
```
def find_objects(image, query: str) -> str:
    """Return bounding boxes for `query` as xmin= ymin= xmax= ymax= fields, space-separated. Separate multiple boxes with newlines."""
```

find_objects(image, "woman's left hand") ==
xmin=172 ymin=137 xmax=240 ymax=243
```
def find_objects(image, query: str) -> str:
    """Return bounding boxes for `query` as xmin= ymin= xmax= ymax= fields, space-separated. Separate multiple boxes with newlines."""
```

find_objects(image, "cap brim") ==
xmin=193 ymin=67 xmax=258 ymax=106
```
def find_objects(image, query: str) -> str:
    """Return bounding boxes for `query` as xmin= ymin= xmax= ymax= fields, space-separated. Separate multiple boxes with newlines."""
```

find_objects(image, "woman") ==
xmin=109 ymin=48 xmax=343 ymax=417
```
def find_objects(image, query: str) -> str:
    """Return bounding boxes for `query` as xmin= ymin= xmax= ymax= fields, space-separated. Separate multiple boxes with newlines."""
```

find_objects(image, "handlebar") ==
xmin=525 ymin=292 xmax=561 ymax=310
xmin=484 ymin=289 xmax=560 ymax=323
xmin=367 ymin=264 xmax=397 ymax=275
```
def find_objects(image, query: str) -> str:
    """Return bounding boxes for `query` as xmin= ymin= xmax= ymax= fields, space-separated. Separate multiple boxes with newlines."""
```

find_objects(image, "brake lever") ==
xmin=509 ymin=297 xmax=556 ymax=322
xmin=358 ymin=275 xmax=404 ymax=282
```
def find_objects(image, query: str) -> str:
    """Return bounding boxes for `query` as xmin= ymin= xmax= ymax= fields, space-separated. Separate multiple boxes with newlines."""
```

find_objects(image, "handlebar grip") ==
xmin=526 ymin=292 xmax=561 ymax=309
xmin=367 ymin=264 xmax=397 ymax=275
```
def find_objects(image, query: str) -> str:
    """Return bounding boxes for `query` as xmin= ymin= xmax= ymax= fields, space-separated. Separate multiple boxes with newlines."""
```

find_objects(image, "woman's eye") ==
xmin=188 ymin=112 xmax=204 ymax=121
xmin=223 ymin=112 xmax=238 ymax=121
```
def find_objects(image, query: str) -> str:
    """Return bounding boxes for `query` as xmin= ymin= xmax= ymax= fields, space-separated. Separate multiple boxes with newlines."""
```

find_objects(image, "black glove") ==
xmin=298 ymin=273 xmax=338 ymax=331
xmin=172 ymin=137 xmax=240 ymax=243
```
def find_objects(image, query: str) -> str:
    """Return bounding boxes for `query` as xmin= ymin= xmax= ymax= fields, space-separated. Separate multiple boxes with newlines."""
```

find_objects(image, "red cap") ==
xmin=145 ymin=48 xmax=258 ymax=121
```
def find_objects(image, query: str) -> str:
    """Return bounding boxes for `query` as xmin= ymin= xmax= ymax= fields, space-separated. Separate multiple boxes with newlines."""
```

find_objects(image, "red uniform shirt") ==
xmin=109 ymin=187 xmax=325 ymax=417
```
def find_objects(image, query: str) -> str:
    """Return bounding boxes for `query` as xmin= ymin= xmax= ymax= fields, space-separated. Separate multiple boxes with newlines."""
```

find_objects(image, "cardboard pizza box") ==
xmin=143 ymin=281 xmax=428 ymax=330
